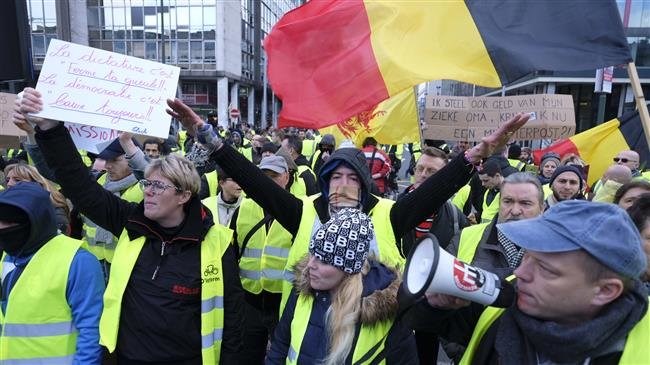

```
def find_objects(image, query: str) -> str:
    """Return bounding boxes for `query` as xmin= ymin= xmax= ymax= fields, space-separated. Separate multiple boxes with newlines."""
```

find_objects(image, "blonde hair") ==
xmin=145 ymin=153 xmax=200 ymax=195
xmin=322 ymin=261 xmax=370 ymax=365
xmin=4 ymin=163 xmax=70 ymax=219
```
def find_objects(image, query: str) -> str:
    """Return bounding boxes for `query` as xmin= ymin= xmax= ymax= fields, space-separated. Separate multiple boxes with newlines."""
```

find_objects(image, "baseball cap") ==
xmin=497 ymin=200 xmax=646 ymax=278
xmin=259 ymin=155 xmax=288 ymax=174
xmin=97 ymin=138 xmax=141 ymax=161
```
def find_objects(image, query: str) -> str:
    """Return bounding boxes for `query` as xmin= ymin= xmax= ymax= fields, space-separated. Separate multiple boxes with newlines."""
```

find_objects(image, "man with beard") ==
xmin=544 ymin=165 xmax=584 ymax=210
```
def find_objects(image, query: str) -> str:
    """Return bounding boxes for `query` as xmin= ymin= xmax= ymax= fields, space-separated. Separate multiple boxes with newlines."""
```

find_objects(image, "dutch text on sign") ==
xmin=34 ymin=39 xmax=180 ymax=139
xmin=424 ymin=94 xmax=575 ymax=142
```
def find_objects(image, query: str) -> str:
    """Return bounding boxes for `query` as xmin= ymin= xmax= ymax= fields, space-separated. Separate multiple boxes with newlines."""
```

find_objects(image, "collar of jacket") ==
xmin=125 ymin=196 xmax=214 ymax=242
xmin=293 ymin=256 xmax=401 ymax=325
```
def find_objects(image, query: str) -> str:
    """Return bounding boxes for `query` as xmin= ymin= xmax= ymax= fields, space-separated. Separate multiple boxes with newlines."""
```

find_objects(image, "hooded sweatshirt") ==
xmin=0 ymin=182 xmax=105 ymax=364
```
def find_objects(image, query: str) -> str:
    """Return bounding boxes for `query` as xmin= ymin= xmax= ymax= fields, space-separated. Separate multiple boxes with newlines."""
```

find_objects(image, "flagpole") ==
xmin=627 ymin=62 xmax=650 ymax=150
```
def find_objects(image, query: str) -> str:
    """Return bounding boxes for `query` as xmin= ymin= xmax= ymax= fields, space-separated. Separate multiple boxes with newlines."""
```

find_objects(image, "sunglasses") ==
xmin=613 ymin=157 xmax=637 ymax=163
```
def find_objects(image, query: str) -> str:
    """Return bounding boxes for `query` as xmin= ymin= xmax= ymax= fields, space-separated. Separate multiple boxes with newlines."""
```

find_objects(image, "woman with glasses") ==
xmin=15 ymin=88 xmax=244 ymax=364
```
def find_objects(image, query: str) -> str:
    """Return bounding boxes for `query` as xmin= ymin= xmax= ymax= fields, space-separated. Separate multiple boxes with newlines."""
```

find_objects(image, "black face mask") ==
xmin=0 ymin=223 xmax=30 ymax=256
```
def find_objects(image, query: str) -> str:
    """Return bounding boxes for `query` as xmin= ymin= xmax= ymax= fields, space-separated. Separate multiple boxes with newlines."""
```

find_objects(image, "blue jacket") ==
xmin=0 ymin=182 xmax=105 ymax=364
xmin=266 ymin=259 xmax=417 ymax=364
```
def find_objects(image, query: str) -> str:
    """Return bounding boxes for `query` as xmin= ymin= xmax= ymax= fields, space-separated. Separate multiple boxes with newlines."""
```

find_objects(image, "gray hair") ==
xmin=502 ymin=172 xmax=544 ymax=207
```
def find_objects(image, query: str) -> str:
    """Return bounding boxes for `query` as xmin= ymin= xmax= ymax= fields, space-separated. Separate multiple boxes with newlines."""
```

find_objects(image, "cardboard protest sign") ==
xmin=424 ymin=94 xmax=575 ymax=142
xmin=0 ymin=93 xmax=24 ymax=148
xmin=35 ymin=39 xmax=179 ymax=139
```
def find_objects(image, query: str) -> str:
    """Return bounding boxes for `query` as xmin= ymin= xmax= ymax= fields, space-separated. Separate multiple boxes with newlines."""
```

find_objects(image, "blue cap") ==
xmin=497 ymin=200 xmax=646 ymax=278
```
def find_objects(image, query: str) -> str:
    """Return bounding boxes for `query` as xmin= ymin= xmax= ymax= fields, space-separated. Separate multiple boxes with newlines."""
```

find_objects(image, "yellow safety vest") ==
xmin=289 ymin=172 xmax=308 ymax=197
xmin=451 ymin=184 xmax=471 ymax=211
xmin=81 ymin=174 xmax=143 ymax=263
xmin=302 ymin=139 xmax=318 ymax=160
xmin=78 ymin=149 xmax=92 ymax=167
xmin=460 ymin=296 xmax=650 ymax=365
xmin=456 ymin=223 xmax=490 ymax=264
xmin=205 ymin=170 xmax=219 ymax=197
xmin=507 ymin=158 xmax=525 ymax=171
xmin=542 ymin=183 xmax=553 ymax=199
xmin=232 ymin=198 xmax=293 ymax=294
xmin=481 ymin=190 xmax=500 ymax=223
xmin=238 ymin=146 xmax=253 ymax=161
xmin=310 ymin=151 xmax=322 ymax=171
xmin=178 ymin=130 xmax=188 ymax=153
xmin=280 ymin=194 xmax=404 ymax=313
xmin=0 ymin=235 xmax=81 ymax=364
xmin=100 ymin=225 xmax=232 ymax=364
xmin=287 ymin=293 xmax=392 ymax=365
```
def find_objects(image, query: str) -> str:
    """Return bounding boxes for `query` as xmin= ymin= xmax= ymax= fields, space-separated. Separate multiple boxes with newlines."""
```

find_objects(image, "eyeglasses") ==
xmin=613 ymin=157 xmax=637 ymax=164
xmin=138 ymin=179 xmax=182 ymax=195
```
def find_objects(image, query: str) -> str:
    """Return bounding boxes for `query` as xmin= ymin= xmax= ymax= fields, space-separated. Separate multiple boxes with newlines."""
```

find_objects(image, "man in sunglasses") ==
xmin=613 ymin=150 xmax=641 ymax=177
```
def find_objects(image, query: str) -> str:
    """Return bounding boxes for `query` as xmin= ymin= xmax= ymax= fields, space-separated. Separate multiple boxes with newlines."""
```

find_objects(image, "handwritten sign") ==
xmin=35 ymin=39 xmax=179 ymax=139
xmin=65 ymin=122 xmax=119 ymax=154
xmin=424 ymin=94 xmax=575 ymax=142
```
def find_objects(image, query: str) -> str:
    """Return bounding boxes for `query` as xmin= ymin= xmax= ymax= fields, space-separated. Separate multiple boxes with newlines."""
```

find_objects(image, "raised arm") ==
xmin=390 ymin=113 xmax=530 ymax=239
xmin=15 ymin=88 xmax=136 ymax=236
xmin=166 ymin=99 xmax=304 ymax=235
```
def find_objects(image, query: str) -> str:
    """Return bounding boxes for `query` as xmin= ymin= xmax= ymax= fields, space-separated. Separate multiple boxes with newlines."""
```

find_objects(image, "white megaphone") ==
xmin=403 ymin=234 xmax=515 ymax=308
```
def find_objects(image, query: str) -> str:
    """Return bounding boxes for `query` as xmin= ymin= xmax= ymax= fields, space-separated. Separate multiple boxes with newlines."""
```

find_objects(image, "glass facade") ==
xmin=27 ymin=0 xmax=57 ymax=66
xmin=86 ymin=0 xmax=217 ymax=71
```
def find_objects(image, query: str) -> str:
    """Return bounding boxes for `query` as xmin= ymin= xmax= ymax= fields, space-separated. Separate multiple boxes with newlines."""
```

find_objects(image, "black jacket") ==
xmin=211 ymin=144 xmax=474 ymax=244
xmin=397 ymin=186 xmax=469 ymax=257
xmin=35 ymin=123 xmax=244 ymax=364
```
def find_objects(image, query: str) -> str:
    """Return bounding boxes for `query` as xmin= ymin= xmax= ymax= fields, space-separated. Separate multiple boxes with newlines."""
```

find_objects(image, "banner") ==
xmin=424 ymin=94 xmax=575 ymax=142
xmin=35 ymin=39 xmax=179 ymax=139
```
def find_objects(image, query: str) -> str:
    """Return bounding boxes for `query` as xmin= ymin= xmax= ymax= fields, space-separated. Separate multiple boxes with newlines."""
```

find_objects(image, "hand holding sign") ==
xmin=14 ymin=88 xmax=59 ymax=131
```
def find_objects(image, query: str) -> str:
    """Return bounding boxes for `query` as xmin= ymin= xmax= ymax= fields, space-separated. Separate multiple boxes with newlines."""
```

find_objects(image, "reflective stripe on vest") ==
xmin=0 ymin=235 xmax=81 ymax=364
xmin=100 ymin=225 xmax=232 ymax=364
xmin=280 ymin=194 xmax=404 ymax=313
xmin=82 ymin=174 xmax=143 ymax=262
xmin=287 ymin=293 xmax=392 ymax=364
xmin=481 ymin=190 xmax=500 ymax=223
xmin=232 ymin=198 xmax=293 ymax=294
xmin=205 ymin=171 xmax=219 ymax=197
xmin=456 ymin=223 xmax=490 ymax=264
xmin=461 ymin=287 xmax=650 ymax=365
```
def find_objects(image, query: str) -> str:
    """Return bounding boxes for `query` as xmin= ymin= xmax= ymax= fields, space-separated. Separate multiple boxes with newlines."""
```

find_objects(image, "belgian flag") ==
xmin=533 ymin=111 xmax=650 ymax=186
xmin=265 ymin=0 xmax=631 ymax=129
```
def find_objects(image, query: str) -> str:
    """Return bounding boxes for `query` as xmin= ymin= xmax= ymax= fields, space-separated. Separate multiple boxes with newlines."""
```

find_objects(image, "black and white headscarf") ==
xmin=309 ymin=208 xmax=374 ymax=274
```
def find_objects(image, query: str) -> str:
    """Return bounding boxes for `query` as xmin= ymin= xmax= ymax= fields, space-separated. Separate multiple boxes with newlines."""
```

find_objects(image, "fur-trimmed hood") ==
xmin=293 ymin=257 xmax=401 ymax=325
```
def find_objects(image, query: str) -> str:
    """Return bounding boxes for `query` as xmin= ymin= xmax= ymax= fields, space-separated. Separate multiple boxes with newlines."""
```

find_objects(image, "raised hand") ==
xmin=465 ymin=112 xmax=530 ymax=164
xmin=166 ymin=98 xmax=204 ymax=133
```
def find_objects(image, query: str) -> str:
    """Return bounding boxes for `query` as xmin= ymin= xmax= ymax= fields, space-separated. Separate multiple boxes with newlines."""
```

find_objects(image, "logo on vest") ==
xmin=202 ymin=264 xmax=221 ymax=283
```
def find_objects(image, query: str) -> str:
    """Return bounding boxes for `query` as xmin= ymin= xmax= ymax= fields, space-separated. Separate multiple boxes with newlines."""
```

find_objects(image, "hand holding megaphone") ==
xmin=403 ymin=234 xmax=515 ymax=308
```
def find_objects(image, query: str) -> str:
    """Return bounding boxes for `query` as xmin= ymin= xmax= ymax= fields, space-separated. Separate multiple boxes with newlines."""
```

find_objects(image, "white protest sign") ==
xmin=35 ymin=39 xmax=179 ymax=139
xmin=65 ymin=122 xmax=120 ymax=154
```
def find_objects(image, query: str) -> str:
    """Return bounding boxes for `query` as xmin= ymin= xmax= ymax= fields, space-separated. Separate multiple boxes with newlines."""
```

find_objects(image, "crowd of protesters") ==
xmin=0 ymin=87 xmax=646 ymax=365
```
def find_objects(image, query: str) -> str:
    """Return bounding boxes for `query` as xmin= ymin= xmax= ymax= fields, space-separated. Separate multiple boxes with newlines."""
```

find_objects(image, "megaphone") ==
xmin=403 ymin=234 xmax=515 ymax=308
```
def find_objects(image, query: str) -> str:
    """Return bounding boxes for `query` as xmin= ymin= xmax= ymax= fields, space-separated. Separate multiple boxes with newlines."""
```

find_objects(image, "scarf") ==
xmin=495 ymin=279 xmax=649 ymax=364
xmin=93 ymin=173 xmax=138 ymax=244
xmin=497 ymin=229 xmax=525 ymax=269
xmin=216 ymin=192 xmax=242 ymax=226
